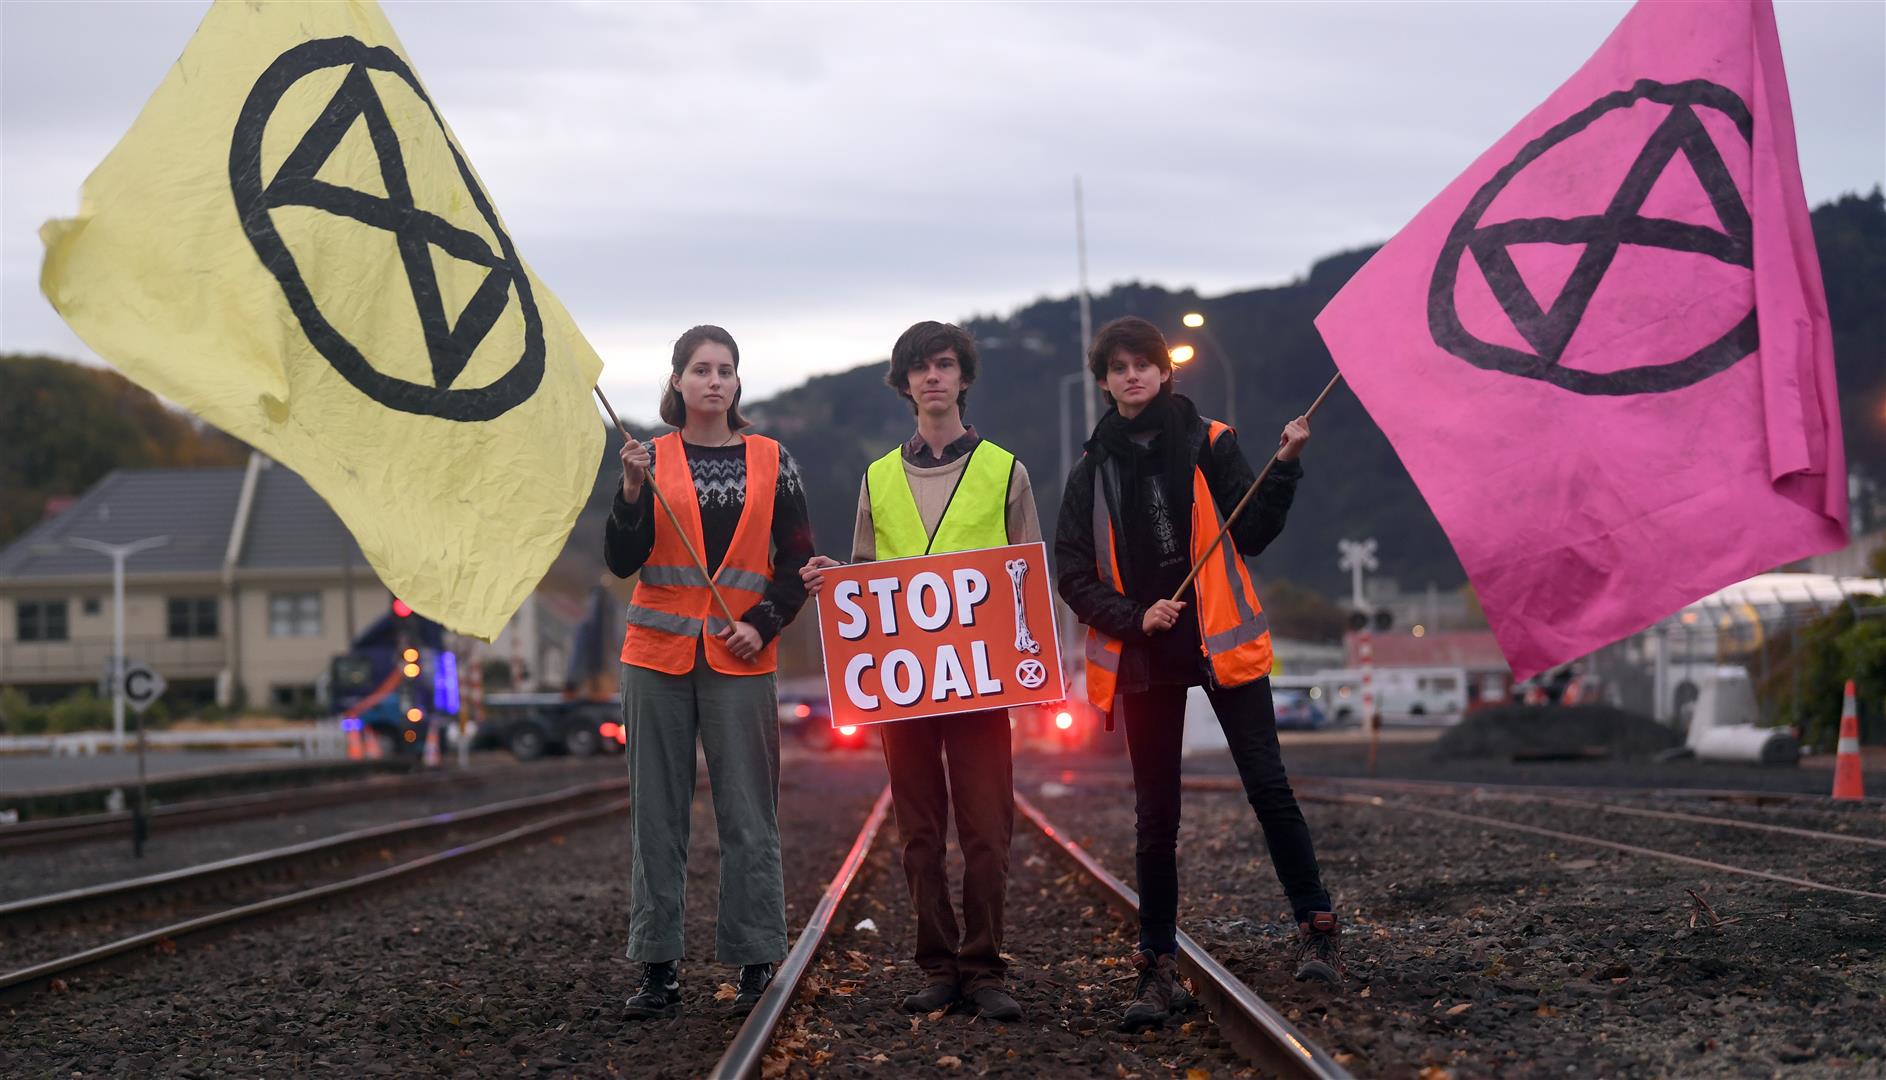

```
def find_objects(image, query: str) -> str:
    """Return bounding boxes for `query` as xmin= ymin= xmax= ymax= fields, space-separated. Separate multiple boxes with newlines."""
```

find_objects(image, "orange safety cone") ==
xmin=364 ymin=725 xmax=384 ymax=761
xmin=1833 ymin=680 xmax=1865 ymax=801
xmin=346 ymin=724 xmax=363 ymax=761
xmin=422 ymin=722 xmax=442 ymax=768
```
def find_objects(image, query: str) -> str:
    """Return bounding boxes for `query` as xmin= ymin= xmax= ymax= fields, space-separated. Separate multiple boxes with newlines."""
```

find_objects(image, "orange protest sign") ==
xmin=816 ymin=542 xmax=1064 ymax=729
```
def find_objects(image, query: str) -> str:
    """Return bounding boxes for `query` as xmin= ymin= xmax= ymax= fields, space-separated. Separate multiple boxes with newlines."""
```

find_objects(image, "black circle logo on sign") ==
xmin=230 ymin=37 xmax=543 ymax=421
xmin=1428 ymin=79 xmax=1756 ymax=396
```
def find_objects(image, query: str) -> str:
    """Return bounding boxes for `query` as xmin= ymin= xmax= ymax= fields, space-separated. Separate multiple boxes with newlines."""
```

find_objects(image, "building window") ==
xmin=167 ymin=597 xmax=219 ymax=639
xmin=268 ymin=592 xmax=322 ymax=637
xmin=270 ymin=684 xmax=319 ymax=713
xmin=83 ymin=597 xmax=102 ymax=616
xmin=16 ymin=600 xmax=69 ymax=642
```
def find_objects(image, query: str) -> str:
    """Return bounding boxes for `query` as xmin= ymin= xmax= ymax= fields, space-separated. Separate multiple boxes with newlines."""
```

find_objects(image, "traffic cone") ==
xmin=422 ymin=722 xmax=442 ymax=768
xmin=346 ymin=725 xmax=363 ymax=761
xmin=1833 ymin=680 xmax=1865 ymax=801
xmin=364 ymin=726 xmax=384 ymax=760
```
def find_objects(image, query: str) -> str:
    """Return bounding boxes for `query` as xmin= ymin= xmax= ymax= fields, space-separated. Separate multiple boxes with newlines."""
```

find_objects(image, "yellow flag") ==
xmin=40 ymin=0 xmax=604 ymax=640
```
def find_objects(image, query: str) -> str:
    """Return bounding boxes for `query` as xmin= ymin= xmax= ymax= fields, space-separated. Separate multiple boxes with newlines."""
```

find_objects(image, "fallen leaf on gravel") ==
xmin=1536 ymin=1004 xmax=1559 ymax=1017
xmin=1446 ymin=1003 xmax=1473 ymax=1016
xmin=937 ymin=1055 xmax=963 ymax=1068
xmin=1419 ymin=1069 xmax=1453 ymax=1080
xmin=854 ymin=918 xmax=877 ymax=932
xmin=1561 ymin=858 xmax=1599 ymax=870
xmin=1187 ymin=1068 xmax=1211 ymax=1079
xmin=926 ymin=1009 xmax=948 ymax=1021
xmin=871 ymin=1054 xmax=889 ymax=1064
xmin=155 ymin=937 xmax=177 ymax=956
xmin=713 ymin=984 xmax=737 ymax=1002
xmin=1359 ymin=986 xmax=1371 ymax=998
xmin=550 ymin=835 xmax=566 ymax=846
xmin=48 ymin=978 xmax=68 ymax=994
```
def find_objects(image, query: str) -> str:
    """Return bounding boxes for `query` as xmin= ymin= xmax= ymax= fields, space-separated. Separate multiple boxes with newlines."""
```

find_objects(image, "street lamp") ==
xmin=1169 ymin=344 xmax=1196 ymax=364
xmin=1179 ymin=312 xmax=1238 ymax=430
xmin=66 ymin=535 xmax=170 ymax=749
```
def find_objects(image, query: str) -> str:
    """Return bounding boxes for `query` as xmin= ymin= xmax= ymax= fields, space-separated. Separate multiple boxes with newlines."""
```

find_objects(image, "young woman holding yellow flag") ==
xmin=604 ymin=325 xmax=815 ymax=1020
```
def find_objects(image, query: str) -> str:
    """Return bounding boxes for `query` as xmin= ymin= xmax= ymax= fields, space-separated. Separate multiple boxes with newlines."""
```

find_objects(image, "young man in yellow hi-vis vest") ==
xmin=802 ymin=321 xmax=1039 ymax=1023
xmin=1056 ymin=316 xmax=1340 ymax=1033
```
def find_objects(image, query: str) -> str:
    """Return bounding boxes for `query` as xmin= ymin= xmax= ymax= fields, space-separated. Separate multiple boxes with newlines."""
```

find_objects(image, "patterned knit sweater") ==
xmin=603 ymin=438 xmax=813 ymax=645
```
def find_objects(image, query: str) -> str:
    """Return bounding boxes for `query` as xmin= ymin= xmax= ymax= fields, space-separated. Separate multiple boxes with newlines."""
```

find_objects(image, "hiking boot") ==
xmin=1119 ymin=950 xmax=1183 ymax=1032
xmin=726 ymin=963 xmax=773 ymax=1018
xmin=1293 ymin=911 xmax=1344 ymax=985
xmin=964 ymin=985 xmax=1021 ymax=1022
xmin=901 ymin=981 xmax=960 ymax=1013
xmin=625 ymin=960 xmax=682 ymax=1019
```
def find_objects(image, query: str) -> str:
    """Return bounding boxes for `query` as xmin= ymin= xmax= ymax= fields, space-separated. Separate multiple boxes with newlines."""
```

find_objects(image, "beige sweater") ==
xmin=849 ymin=450 xmax=1041 ymax=562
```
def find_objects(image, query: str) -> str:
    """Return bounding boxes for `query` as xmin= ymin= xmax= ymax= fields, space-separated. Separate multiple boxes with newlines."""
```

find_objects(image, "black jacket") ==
xmin=1054 ymin=403 xmax=1300 ymax=691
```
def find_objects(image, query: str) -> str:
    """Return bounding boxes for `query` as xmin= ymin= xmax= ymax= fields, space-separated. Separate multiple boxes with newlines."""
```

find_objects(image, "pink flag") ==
xmin=1314 ymin=0 xmax=1847 ymax=681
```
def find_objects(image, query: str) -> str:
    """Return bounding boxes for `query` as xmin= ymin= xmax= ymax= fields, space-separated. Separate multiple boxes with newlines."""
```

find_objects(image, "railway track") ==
xmin=5 ymin=777 xmax=908 ymax=1078
xmin=0 ymin=779 xmax=632 ymax=998
xmin=0 ymin=759 xmax=621 ymax=853
xmin=1014 ymin=790 xmax=1352 ymax=1079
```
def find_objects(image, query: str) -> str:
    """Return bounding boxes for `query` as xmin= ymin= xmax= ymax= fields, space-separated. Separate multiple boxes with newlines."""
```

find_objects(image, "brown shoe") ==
xmin=1293 ymin=911 xmax=1344 ymax=985
xmin=1119 ymin=950 xmax=1182 ymax=1031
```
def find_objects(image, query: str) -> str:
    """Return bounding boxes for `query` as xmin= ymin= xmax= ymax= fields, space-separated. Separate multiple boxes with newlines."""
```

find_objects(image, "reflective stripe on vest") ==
xmin=867 ymin=440 xmax=1015 ymax=559
xmin=1083 ymin=420 xmax=1273 ymax=714
xmin=620 ymin=432 xmax=781 ymax=676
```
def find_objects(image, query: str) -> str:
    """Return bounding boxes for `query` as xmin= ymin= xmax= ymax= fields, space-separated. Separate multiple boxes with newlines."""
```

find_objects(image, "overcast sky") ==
xmin=3 ymin=0 xmax=1881 ymax=423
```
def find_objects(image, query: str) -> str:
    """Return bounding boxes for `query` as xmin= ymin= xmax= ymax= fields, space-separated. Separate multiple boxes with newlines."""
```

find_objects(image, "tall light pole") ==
xmin=1074 ymin=176 xmax=1096 ymax=435
xmin=1057 ymin=370 xmax=1090 ymax=672
xmin=66 ymin=535 xmax=169 ymax=749
xmin=1179 ymin=312 xmax=1237 ymax=430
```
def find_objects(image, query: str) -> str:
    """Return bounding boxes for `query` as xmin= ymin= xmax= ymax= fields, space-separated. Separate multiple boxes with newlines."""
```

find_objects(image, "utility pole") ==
xmin=1074 ymin=175 xmax=1095 ymax=436
xmin=1338 ymin=538 xmax=1380 ymax=774
xmin=67 ymin=535 xmax=170 ymax=750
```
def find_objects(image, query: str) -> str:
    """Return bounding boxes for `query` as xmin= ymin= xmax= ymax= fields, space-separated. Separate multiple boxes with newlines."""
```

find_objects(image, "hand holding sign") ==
xmin=817 ymin=543 xmax=1064 ymax=729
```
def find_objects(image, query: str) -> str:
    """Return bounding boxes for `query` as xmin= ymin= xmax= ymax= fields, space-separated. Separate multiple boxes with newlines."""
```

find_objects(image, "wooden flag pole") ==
xmin=591 ymin=385 xmax=741 ymax=630
xmin=1169 ymin=372 xmax=1346 ymax=603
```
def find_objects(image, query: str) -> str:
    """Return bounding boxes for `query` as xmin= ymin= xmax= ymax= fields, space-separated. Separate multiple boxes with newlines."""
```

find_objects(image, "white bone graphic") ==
xmin=1006 ymin=558 xmax=1041 ymax=655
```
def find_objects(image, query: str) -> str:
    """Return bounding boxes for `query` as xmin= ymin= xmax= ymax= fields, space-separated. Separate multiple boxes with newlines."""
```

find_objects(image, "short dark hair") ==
xmin=659 ymin=324 xmax=750 ymax=429
xmin=1087 ymin=316 xmax=1175 ymax=405
xmin=886 ymin=321 xmax=979 ymax=415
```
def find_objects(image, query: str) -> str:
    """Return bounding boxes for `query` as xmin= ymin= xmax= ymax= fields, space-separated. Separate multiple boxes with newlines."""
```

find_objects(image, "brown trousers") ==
xmin=878 ymin=709 xmax=1014 ymax=992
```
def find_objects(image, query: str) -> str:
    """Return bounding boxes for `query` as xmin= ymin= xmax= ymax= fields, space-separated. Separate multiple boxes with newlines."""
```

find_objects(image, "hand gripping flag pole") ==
xmin=1170 ymin=372 xmax=1345 ymax=603
xmin=592 ymin=386 xmax=741 ymax=631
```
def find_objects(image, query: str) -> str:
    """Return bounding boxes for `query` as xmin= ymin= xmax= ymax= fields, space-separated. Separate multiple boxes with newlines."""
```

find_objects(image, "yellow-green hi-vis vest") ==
xmin=867 ymin=441 xmax=1016 ymax=559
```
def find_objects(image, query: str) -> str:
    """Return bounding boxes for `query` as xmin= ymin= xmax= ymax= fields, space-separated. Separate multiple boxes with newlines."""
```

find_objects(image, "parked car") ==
xmin=777 ymin=689 xmax=870 ymax=751
xmin=1272 ymin=687 xmax=1329 ymax=730
xmin=471 ymin=693 xmax=622 ymax=761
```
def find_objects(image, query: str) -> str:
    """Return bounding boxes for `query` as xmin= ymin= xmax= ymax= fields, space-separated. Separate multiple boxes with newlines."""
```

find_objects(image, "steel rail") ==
xmin=1175 ymin=774 xmax=1886 ymax=851
xmin=709 ymin=783 xmax=894 ymax=1080
xmin=1303 ymin=791 xmax=1886 ymax=902
xmin=0 ymin=778 xmax=629 ymax=927
xmin=0 ymin=797 xmax=629 ymax=998
xmin=1014 ymin=791 xmax=1352 ymax=1080
xmin=0 ymin=771 xmax=476 ymax=853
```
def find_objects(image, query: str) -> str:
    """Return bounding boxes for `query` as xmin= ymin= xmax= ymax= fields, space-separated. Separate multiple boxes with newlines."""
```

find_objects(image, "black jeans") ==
xmin=1121 ymin=675 xmax=1331 ymax=954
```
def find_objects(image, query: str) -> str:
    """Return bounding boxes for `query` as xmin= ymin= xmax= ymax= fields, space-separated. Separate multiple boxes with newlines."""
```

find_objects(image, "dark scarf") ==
xmin=1091 ymin=392 xmax=1201 ymax=596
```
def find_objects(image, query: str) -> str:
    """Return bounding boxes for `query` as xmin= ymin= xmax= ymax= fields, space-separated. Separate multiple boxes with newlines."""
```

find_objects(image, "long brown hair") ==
xmin=659 ymin=325 xmax=751 ymax=429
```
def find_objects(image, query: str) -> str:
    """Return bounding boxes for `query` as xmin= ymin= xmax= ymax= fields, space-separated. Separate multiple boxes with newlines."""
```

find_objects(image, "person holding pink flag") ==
xmin=1315 ymin=0 xmax=1847 ymax=680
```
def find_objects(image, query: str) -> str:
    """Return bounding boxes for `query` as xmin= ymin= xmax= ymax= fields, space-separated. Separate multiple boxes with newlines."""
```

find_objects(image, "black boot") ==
xmin=964 ymin=984 xmax=1021 ymax=1022
xmin=726 ymin=963 xmax=773 ymax=1018
xmin=625 ymin=960 xmax=682 ymax=1019
xmin=1119 ymin=950 xmax=1184 ymax=1032
xmin=1293 ymin=911 xmax=1344 ymax=985
xmin=901 ymin=981 xmax=960 ymax=1013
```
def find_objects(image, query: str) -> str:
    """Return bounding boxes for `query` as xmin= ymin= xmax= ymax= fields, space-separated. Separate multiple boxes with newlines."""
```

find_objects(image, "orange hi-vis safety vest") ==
xmin=1085 ymin=420 xmax=1273 ymax=715
xmin=620 ymin=432 xmax=780 ymax=676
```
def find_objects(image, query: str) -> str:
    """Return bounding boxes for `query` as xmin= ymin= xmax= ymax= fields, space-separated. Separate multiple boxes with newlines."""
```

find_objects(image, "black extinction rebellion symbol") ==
xmin=230 ymin=38 xmax=543 ymax=421
xmin=1429 ymin=79 xmax=1756 ymax=396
